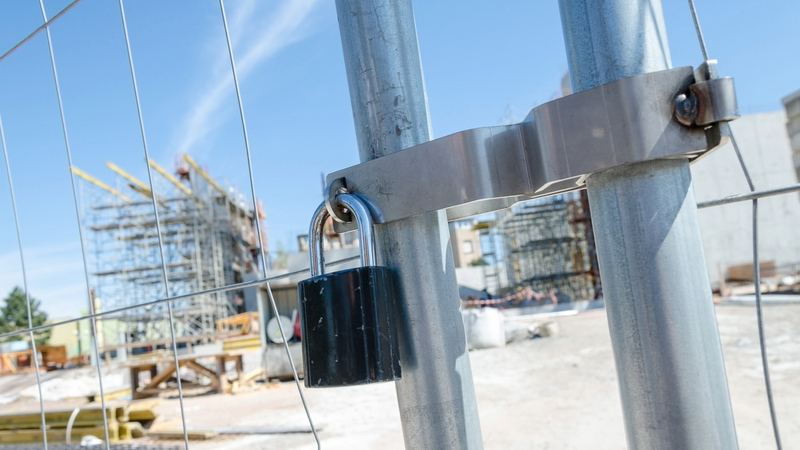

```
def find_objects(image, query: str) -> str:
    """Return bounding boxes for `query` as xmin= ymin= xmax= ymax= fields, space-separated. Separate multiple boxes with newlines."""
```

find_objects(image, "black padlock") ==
xmin=298 ymin=193 xmax=401 ymax=388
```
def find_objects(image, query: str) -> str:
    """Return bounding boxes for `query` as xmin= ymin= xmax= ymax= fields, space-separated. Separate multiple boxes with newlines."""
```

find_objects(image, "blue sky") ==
xmin=0 ymin=0 xmax=798 ymax=318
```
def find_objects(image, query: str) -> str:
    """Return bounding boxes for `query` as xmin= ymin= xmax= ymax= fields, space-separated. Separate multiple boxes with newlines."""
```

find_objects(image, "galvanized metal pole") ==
xmin=558 ymin=0 xmax=738 ymax=448
xmin=335 ymin=1 xmax=483 ymax=449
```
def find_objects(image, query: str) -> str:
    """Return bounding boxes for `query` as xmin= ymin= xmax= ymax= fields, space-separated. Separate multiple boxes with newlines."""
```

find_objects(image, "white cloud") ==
xmin=172 ymin=0 xmax=321 ymax=157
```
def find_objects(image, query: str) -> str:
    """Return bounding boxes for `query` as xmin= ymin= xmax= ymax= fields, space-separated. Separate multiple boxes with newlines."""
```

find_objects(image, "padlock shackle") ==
xmin=338 ymin=194 xmax=377 ymax=268
xmin=309 ymin=202 xmax=329 ymax=277
xmin=309 ymin=194 xmax=376 ymax=277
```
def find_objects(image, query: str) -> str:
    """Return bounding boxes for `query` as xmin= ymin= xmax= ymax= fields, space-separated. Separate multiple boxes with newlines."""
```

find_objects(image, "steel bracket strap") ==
xmin=328 ymin=65 xmax=739 ymax=232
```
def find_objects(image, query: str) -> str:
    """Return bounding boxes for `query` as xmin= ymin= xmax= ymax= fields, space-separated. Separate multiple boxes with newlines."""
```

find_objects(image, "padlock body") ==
xmin=298 ymin=266 xmax=401 ymax=388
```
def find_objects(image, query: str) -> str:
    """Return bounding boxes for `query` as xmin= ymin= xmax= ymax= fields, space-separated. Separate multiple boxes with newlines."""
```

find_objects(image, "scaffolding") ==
xmin=499 ymin=192 xmax=600 ymax=302
xmin=74 ymin=155 xmax=264 ymax=351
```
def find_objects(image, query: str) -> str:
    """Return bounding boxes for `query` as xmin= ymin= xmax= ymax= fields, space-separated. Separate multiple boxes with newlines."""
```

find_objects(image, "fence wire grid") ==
xmin=0 ymin=0 xmax=796 ymax=449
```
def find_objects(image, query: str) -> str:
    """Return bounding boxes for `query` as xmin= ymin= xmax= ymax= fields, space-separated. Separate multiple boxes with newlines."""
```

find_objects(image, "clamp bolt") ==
xmin=675 ymin=93 xmax=698 ymax=126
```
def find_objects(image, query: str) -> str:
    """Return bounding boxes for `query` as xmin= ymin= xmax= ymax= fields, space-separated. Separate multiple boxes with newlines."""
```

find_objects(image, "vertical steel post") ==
xmin=335 ymin=1 xmax=483 ymax=449
xmin=558 ymin=1 xmax=738 ymax=448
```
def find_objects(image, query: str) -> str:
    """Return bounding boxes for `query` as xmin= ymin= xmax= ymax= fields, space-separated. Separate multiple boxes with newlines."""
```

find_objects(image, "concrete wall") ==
xmin=455 ymin=265 xmax=508 ymax=295
xmin=782 ymin=89 xmax=800 ymax=180
xmin=47 ymin=318 xmax=81 ymax=358
xmin=691 ymin=111 xmax=800 ymax=286
xmin=455 ymin=266 xmax=488 ymax=292
xmin=449 ymin=219 xmax=483 ymax=268
xmin=451 ymin=228 xmax=482 ymax=268
xmin=45 ymin=316 xmax=124 ymax=358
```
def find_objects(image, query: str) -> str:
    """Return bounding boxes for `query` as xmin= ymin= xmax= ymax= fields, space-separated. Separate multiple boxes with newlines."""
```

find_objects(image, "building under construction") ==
xmin=499 ymin=192 xmax=600 ymax=302
xmin=72 ymin=155 xmax=265 ymax=353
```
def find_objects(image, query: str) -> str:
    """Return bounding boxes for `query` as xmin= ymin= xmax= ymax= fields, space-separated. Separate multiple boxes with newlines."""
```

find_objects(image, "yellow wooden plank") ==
xmin=118 ymin=422 xmax=131 ymax=441
xmin=148 ymin=429 xmax=217 ymax=440
xmin=128 ymin=408 xmax=157 ymax=422
xmin=149 ymin=159 xmax=192 ymax=195
xmin=126 ymin=398 xmax=161 ymax=423
xmin=106 ymin=162 xmax=152 ymax=198
xmin=0 ymin=407 xmax=120 ymax=430
xmin=120 ymin=421 xmax=146 ymax=439
xmin=182 ymin=153 xmax=226 ymax=195
xmin=222 ymin=336 xmax=260 ymax=352
xmin=72 ymin=167 xmax=134 ymax=203
xmin=0 ymin=423 xmax=119 ymax=444
xmin=87 ymin=388 xmax=132 ymax=404
xmin=127 ymin=398 xmax=162 ymax=412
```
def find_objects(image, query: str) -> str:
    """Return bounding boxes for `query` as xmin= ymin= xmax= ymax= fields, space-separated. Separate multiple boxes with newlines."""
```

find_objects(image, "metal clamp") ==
xmin=328 ymin=65 xmax=738 ymax=231
xmin=676 ymin=60 xmax=739 ymax=126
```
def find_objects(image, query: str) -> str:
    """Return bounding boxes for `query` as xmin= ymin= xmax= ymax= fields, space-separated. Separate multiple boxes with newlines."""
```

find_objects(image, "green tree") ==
xmin=469 ymin=258 xmax=488 ymax=267
xmin=0 ymin=287 xmax=50 ymax=346
xmin=274 ymin=240 xmax=289 ymax=270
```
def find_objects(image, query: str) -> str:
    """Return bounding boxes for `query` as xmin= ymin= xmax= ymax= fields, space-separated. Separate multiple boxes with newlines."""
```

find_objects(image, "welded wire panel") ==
xmin=0 ymin=1 xmax=796 ymax=449
xmin=0 ymin=2 xmax=317 ymax=449
xmin=0 ymin=445 xmax=183 ymax=450
xmin=0 ymin=255 xmax=360 ymax=343
xmin=217 ymin=0 xmax=319 ymax=446
xmin=687 ymin=2 xmax=783 ymax=447
xmin=0 ymin=0 xmax=82 ymax=63
xmin=37 ymin=0 xmax=112 ymax=445
xmin=116 ymin=0 xmax=190 ymax=446
xmin=0 ymin=108 xmax=49 ymax=450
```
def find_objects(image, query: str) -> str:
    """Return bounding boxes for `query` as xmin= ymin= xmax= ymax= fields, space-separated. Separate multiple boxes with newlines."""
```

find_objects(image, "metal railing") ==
xmin=688 ymin=0 xmax=785 ymax=446
xmin=0 ymin=0 xmax=796 ymax=449
xmin=0 ymin=1 xmax=322 ymax=448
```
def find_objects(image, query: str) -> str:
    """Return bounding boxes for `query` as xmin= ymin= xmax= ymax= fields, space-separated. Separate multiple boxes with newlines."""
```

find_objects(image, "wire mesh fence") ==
xmin=0 ymin=1 xmax=320 ymax=448
xmin=0 ymin=445 xmax=183 ymax=450
xmin=0 ymin=0 xmax=797 ymax=449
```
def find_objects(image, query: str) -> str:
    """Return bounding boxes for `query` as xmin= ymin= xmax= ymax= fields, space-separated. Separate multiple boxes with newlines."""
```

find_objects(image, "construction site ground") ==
xmin=2 ymin=302 xmax=799 ymax=449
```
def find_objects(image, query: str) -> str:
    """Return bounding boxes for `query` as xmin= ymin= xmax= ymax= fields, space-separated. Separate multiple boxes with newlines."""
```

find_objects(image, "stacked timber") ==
xmin=0 ymin=400 xmax=158 ymax=445
xmin=727 ymin=261 xmax=777 ymax=281
xmin=221 ymin=335 xmax=261 ymax=352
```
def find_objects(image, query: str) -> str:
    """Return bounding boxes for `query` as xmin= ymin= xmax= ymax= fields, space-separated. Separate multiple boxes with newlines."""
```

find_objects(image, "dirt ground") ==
xmin=2 ymin=303 xmax=798 ymax=449
xmin=153 ymin=303 xmax=800 ymax=449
